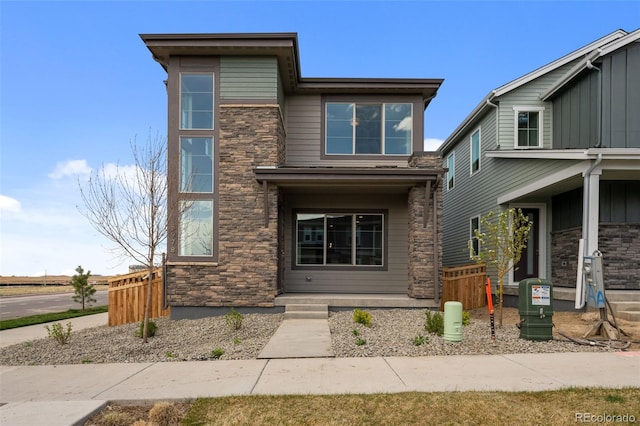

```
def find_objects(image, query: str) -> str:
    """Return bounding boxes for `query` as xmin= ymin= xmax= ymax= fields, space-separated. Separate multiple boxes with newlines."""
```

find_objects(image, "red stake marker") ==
xmin=486 ymin=277 xmax=495 ymax=340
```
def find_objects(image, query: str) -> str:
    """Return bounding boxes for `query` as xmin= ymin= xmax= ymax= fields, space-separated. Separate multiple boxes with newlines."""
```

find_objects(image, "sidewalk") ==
xmin=1 ymin=315 xmax=639 ymax=425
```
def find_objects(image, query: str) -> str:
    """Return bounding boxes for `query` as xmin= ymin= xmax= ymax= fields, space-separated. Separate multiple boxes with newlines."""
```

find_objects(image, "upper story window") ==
xmin=180 ymin=73 xmax=214 ymax=129
xmin=325 ymin=103 xmax=413 ymax=155
xmin=470 ymin=128 xmax=480 ymax=174
xmin=447 ymin=152 xmax=455 ymax=190
xmin=513 ymin=106 xmax=544 ymax=148
xmin=180 ymin=137 xmax=213 ymax=193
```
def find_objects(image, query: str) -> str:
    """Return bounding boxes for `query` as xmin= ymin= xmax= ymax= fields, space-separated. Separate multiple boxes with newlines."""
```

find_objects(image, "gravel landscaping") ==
xmin=0 ymin=308 xmax=620 ymax=366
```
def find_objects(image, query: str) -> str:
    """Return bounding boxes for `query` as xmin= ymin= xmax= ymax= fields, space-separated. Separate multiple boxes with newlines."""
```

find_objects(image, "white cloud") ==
xmin=0 ymin=194 xmax=21 ymax=213
xmin=424 ymin=138 xmax=444 ymax=151
xmin=393 ymin=116 xmax=413 ymax=132
xmin=48 ymin=159 xmax=92 ymax=180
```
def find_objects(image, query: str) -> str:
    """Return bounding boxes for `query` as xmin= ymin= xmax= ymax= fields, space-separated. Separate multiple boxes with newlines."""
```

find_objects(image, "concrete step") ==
xmin=284 ymin=304 xmax=328 ymax=319
xmin=604 ymin=291 xmax=640 ymax=302
xmin=608 ymin=301 xmax=640 ymax=312
xmin=616 ymin=311 xmax=640 ymax=322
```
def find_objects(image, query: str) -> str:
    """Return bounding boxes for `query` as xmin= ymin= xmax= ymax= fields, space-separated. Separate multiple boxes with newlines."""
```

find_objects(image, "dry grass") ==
xmin=177 ymin=388 xmax=640 ymax=425
xmin=0 ymin=284 xmax=109 ymax=297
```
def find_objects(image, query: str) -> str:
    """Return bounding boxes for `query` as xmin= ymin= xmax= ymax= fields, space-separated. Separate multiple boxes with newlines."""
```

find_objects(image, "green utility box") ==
xmin=518 ymin=278 xmax=554 ymax=341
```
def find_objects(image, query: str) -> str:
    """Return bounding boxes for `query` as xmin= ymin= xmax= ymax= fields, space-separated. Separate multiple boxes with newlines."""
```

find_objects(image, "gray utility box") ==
xmin=518 ymin=278 xmax=554 ymax=341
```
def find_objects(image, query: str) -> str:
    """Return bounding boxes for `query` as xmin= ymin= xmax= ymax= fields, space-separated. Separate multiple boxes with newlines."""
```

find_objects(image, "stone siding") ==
xmin=407 ymin=152 xmax=443 ymax=298
xmin=167 ymin=105 xmax=283 ymax=307
xmin=551 ymin=224 xmax=640 ymax=290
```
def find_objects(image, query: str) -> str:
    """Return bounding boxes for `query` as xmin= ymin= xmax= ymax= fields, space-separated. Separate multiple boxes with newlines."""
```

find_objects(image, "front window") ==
xmin=470 ymin=128 xmax=480 ymax=174
xmin=180 ymin=137 xmax=213 ymax=193
xmin=325 ymin=103 xmax=412 ymax=155
xmin=180 ymin=73 xmax=214 ymax=129
xmin=179 ymin=200 xmax=214 ymax=257
xmin=514 ymin=106 xmax=544 ymax=148
xmin=447 ymin=152 xmax=455 ymax=190
xmin=296 ymin=213 xmax=384 ymax=266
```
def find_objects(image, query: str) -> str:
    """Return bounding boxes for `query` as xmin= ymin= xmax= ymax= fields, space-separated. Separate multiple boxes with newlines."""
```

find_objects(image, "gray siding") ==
xmin=285 ymin=95 xmax=413 ymax=167
xmin=219 ymin=56 xmax=278 ymax=100
xmin=601 ymin=42 xmax=640 ymax=148
xmin=283 ymin=192 xmax=408 ymax=293
xmin=552 ymin=72 xmax=599 ymax=149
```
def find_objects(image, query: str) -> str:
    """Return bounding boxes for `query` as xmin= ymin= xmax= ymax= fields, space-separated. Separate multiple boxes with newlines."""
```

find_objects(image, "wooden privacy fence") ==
xmin=440 ymin=264 xmax=487 ymax=310
xmin=108 ymin=268 xmax=170 ymax=326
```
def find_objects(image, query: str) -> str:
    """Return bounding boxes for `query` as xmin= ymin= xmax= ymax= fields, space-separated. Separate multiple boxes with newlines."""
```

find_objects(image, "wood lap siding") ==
xmin=219 ymin=56 xmax=279 ymax=100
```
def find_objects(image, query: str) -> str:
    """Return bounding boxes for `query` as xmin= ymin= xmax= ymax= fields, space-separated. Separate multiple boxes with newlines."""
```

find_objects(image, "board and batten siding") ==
xmin=285 ymin=95 xmax=410 ymax=167
xmin=283 ymin=192 xmax=409 ymax=293
xmin=219 ymin=56 xmax=279 ymax=100
xmin=552 ymin=72 xmax=599 ymax=149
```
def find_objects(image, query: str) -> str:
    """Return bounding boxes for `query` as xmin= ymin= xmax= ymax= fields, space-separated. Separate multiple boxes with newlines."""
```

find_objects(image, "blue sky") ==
xmin=1 ymin=1 xmax=638 ymax=276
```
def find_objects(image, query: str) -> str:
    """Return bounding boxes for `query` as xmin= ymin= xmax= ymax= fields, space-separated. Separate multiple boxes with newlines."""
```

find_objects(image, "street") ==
xmin=0 ymin=290 xmax=108 ymax=320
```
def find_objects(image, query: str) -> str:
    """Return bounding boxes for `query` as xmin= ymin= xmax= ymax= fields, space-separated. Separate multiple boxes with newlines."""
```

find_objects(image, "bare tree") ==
xmin=79 ymin=132 xmax=167 ymax=342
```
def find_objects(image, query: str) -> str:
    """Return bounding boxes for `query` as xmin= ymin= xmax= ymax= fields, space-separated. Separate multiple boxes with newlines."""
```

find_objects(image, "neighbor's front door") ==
xmin=514 ymin=208 xmax=539 ymax=282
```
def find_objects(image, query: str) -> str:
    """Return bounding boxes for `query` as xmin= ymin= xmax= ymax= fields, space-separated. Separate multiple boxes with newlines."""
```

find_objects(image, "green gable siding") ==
xmin=219 ymin=56 xmax=279 ymax=100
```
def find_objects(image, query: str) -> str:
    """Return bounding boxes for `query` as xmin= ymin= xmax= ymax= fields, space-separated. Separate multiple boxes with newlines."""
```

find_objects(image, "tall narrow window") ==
xmin=179 ymin=200 xmax=214 ymax=257
xmin=470 ymin=128 xmax=480 ymax=174
xmin=447 ymin=152 xmax=455 ymax=190
xmin=181 ymin=74 xmax=214 ymax=129
xmin=470 ymin=216 xmax=480 ymax=257
xmin=180 ymin=137 xmax=213 ymax=192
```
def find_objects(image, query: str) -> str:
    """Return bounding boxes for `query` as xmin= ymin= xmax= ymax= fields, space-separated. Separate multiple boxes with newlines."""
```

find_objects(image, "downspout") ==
xmin=586 ymin=60 xmax=602 ymax=147
xmin=578 ymin=152 xmax=602 ymax=308
xmin=486 ymin=97 xmax=499 ymax=149
xmin=432 ymin=175 xmax=442 ymax=305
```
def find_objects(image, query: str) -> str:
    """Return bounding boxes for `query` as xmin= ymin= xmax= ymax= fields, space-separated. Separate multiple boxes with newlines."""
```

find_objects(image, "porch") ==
xmin=275 ymin=293 xmax=438 ymax=309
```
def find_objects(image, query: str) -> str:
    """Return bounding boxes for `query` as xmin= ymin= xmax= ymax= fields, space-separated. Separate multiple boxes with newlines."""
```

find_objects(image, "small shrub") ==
xmin=351 ymin=329 xmax=360 ymax=337
xmin=353 ymin=309 xmax=372 ymax=327
xmin=225 ymin=307 xmax=243 ymax=331
xmin=136 ymin=320 xmax=157 ymax=338
xmin=102 ymin=411 xmax=136 ymax=426
xmin=462 ymin=311 xmax=471 ymax=326
xmin=605 ymin=394 xmax=624 ymax=403
xmin=211 ymin=348 xmax=225 ymax=359
xmin=355 ymin=337 xmax=367 ymax=346
xmin=425 ymin=311 xmax=444 ymax=336
xmin=233 ymin=337 xmax=241 ymax=345
xmin=45 ymin=322 xmax=72 ymax=345
xmin=165 ymin=351 xmax=176 ymax=358
xmin=412 ymin=334 xmax=428 ymax=346
xmin=148 ymin=401 xmax=182 ymax=426
xmin=81 ymin=359 xmax=93 ymax=364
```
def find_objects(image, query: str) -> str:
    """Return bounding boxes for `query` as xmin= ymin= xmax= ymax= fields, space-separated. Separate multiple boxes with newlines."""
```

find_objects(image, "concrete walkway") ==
xmin=258 ymin=319 xmax=334 ymax=358
xmin=1 ymin=314 xmax=640 ymax=425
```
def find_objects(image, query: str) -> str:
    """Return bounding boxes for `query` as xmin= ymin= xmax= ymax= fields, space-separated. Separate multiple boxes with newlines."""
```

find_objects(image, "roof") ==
xmin=140 ymin=32 xmax=443 ymax=106
xmin=439 ymin=29 xmax=635 ymax=154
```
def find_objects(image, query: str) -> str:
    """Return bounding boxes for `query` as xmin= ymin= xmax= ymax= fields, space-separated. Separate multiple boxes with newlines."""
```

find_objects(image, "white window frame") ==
xmin=513 ymin=106 xmax=544 ymax=149
xmin=447 ymin=152 xmax=455 ymax=191
xmin=470 ymin=127 xmax=481 ymax=175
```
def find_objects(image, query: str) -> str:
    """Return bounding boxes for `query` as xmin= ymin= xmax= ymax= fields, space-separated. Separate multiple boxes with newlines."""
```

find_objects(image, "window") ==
xmin=470 ymin=216 xmax=480 ymax=257
xmin=325 ymin=103 xmax=412 ymax=155
xmin=447 ymin=152 xmax=455 ymax=190
xmin=296 ymin=213 xmax=384 ymax=266
xmin=513 ymin=106 xmax=544 ymax=148
xmin=181 ymin=73 xmax=214 ymax=129
xmin=470 ymin=128 xmax=480 ymax=174
xmin=180 ymin=137 xmax=213 ymax=192
xmin=179 ymin=200 xmax=214 ymax=256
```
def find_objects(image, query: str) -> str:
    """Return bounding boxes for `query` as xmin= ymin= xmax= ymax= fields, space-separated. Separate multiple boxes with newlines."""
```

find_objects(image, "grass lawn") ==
xmin=0 ymin=306 xmax=108 ymax=330
xmin=179 ymin=388 xmax=640 ymax=425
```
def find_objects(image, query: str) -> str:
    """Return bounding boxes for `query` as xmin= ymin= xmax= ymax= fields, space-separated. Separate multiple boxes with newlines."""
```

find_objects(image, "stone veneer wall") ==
xmin=167 ymin=105 xmax=283 ymax=307
xmin=551 ymin=224 xmax=640 ymax=290
xmin=407 ymin=152 xmax=443 ymax=298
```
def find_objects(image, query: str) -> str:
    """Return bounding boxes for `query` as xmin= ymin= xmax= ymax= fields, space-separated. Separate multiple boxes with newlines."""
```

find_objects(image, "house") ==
xmin=439 ymin=29 xmax=640 ymax=309
xmin=141 ymin=33 xmax=444 ymax=318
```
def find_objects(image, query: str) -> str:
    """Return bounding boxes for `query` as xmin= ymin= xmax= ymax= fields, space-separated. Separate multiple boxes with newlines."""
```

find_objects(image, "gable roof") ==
xmin=140 ymin=32 xmax=443 ymax=107
xmin=440 ymin=29 xmax=633 ymax=154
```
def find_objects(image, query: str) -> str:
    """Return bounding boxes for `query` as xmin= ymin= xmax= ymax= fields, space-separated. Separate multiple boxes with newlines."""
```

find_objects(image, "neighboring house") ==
xmin=440 ymin=29 xmax=640 ymax=303
xmin=141 ymin=33 xmax=444 ymax=318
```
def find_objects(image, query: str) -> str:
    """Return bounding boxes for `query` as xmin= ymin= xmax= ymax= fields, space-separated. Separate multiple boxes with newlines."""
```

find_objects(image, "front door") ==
xmin=514 ymin=208 xmax=539 ymax=282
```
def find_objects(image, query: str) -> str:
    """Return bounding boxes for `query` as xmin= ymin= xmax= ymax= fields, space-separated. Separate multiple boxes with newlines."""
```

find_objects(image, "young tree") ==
xmin=469 ymin=208 xmax=532 ymax=328
xmin=79 ymin=132 xmax=167 ymax=343
xmin=71 ymin=265 xmax=96 ymax=310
